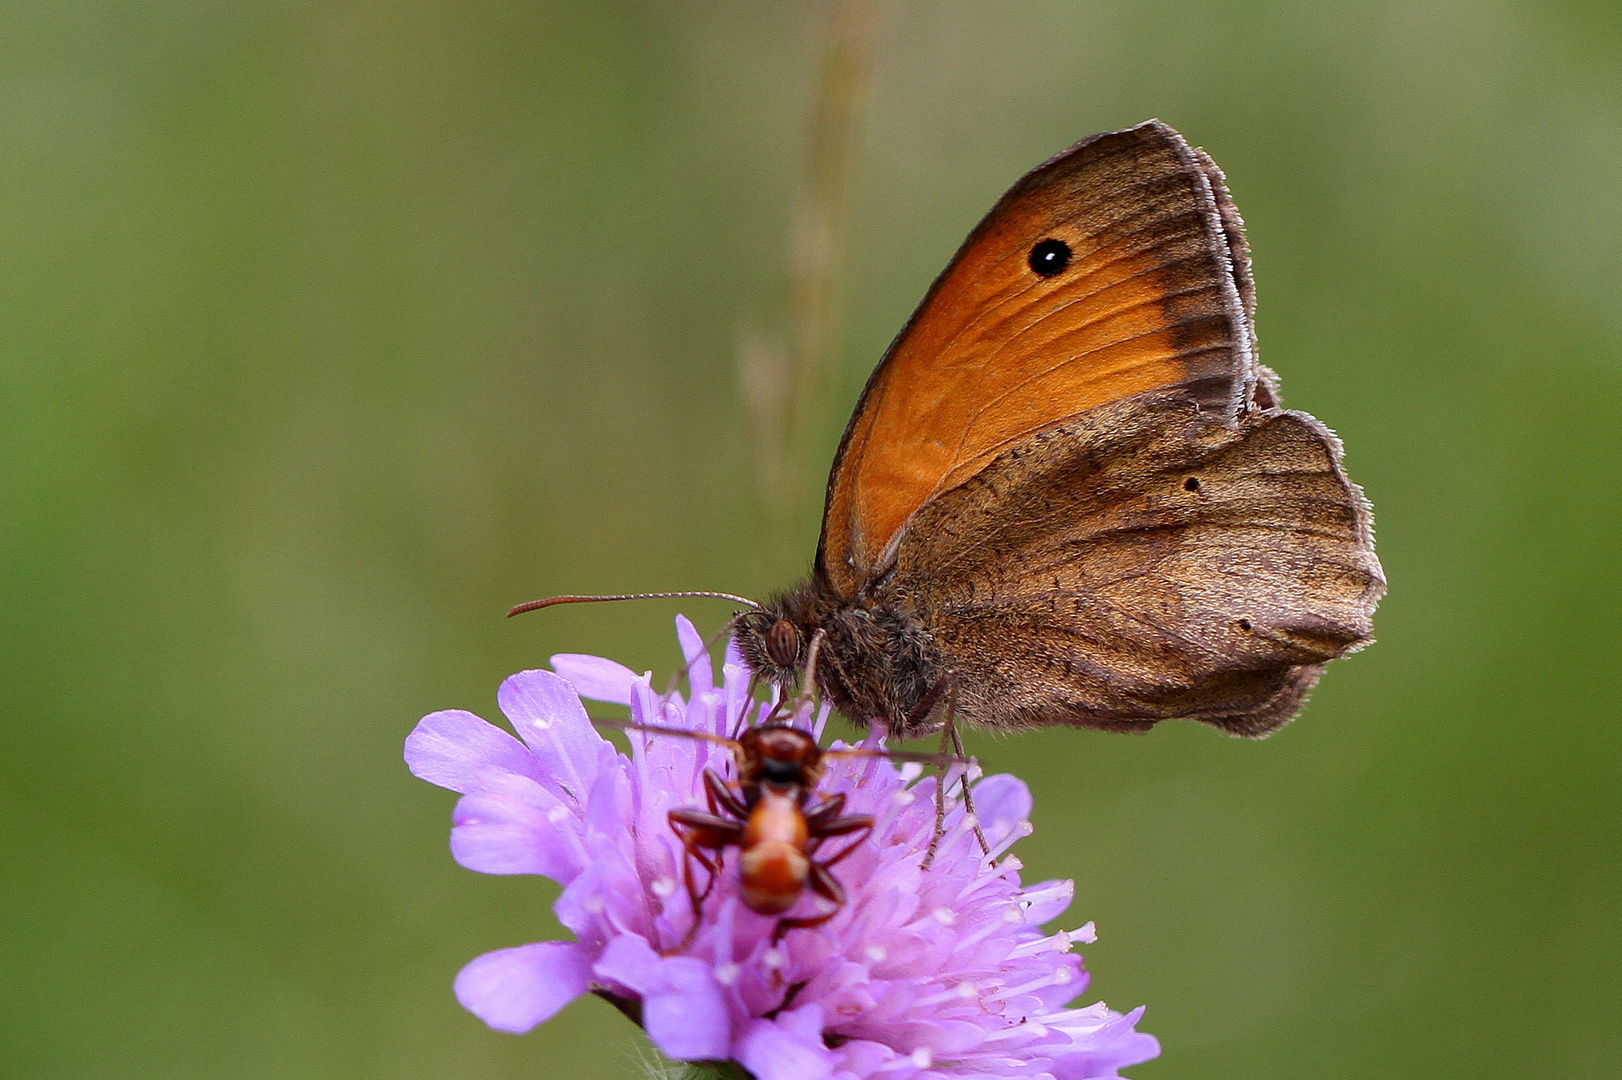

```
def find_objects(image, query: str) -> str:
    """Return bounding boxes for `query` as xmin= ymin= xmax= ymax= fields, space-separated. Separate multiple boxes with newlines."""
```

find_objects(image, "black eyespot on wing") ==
xmin=1028 ymin=238 xmax=1071 ymax=277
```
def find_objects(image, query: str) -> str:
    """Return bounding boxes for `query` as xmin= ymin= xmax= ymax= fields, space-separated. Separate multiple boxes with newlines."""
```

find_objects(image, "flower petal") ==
xmin=551 ymin=653 xmax=640 ymax=705
xmin=498 ymin=669 xmax=603 ymax=803
xmin=675 ymin=614 xmax=714 ymax=696
xmin=971 ymin=773 xmax=1032 ymax=848
xmin=453 ymin=941 xmax=591 ymax=1034
xmin=592 ymin=934 xmax=664 ymax=991
xmin=1019 ymin=878 xmax=1075 ymax=926
xmin=449 ymin=773 xmax=585 ymax=880
xmin=723 ymin=633 xmax=747 ymax=671
xmin=737 ymin=1005 xmax=835 ymax=1080
xmin=596 ymin=938 xmax=732 ymax=1061
xmin=1050 ymin=1005 xmax=1161 ymax=1078
xmin=405 ymin=709 xmax=543 ymax=794
xmin=829 ymin=1038 xmax=896 ymax=1077
xmin=642 ymin=957 xmax=732 ymax=1061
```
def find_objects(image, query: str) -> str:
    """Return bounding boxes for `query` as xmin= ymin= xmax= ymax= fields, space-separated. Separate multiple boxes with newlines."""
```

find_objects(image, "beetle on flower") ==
xmin=404 ymin=617 xmax=1159 ymax=1079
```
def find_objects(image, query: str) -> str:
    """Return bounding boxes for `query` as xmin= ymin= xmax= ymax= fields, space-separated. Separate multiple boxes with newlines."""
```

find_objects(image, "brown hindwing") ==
xmin=883 ymin=390 xmax=1385 ymax=737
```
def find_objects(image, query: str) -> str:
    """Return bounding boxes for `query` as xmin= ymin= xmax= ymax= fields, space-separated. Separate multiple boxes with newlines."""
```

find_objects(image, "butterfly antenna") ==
xmin=507 ymin=591 xmax=763 ymax=618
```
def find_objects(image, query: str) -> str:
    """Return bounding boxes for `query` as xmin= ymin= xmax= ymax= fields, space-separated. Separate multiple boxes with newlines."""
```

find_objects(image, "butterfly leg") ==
xmin=790 ymin=627 xmax=829 ymax=723
xmin=915 ymin=673 xmax=988 ymax=867
xmin=950 ymin=712 xmax=991 ymax=858
xmin=665 ymin=616 xmax=742 ymax=702
xmin=732 ymin=671 xmax=763 ymax=738
xmin=906 ymin=673 xmax=955 ymax=869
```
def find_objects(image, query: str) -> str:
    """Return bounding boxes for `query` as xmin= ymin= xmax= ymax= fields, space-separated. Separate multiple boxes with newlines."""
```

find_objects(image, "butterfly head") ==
xmin=732 ymin=581 xmax=842 ymax=694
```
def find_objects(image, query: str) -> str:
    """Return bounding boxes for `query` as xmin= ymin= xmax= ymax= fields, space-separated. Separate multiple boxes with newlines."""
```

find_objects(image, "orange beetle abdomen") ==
xmin=738 ymin=786 xmax=811 ymax=915
xmin=738 ymin=841 xmax=810 ymax=915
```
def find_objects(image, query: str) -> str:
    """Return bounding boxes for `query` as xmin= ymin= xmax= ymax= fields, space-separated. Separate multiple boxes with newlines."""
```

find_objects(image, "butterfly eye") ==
xmin=1027 ymin=238 xmax=1072 ymax=277
xmin=765 ymin=619 xmax=803 ymax=669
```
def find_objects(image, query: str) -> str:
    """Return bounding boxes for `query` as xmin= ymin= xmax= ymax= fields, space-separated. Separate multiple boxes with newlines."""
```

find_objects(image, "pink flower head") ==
xmin=405 ymin=617 xmax=1159 ymax=1079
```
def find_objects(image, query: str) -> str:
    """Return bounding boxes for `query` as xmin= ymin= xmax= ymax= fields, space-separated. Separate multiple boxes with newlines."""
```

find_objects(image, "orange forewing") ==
xmin=819 ymin=121 xmax=1256 ymax=593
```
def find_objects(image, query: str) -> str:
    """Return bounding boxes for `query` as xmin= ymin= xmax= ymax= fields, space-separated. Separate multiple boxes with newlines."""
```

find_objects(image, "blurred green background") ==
xmin=3 ymin=1 xmax=1619 ymax=1077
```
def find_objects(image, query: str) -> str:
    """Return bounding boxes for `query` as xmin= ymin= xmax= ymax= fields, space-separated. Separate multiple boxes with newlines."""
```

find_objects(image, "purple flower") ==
xmin=405 ymin=617 xmax=1160 ymax=1079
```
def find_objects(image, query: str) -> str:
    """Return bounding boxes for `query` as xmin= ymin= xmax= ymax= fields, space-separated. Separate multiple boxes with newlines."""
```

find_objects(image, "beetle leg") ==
xmin=668 ymin=808 xmax=744 ymax=949
xmin=807 ymin=816 xmax=873 ymax=866
xmin=668 ymin=810 xmax=743 ymax=909
xmin=807 ymin=811 xmax=873 ymax=843
xmin=772 ymin=862 xmax=848 ymax=940
xmin=702 ymin=768 xmax=749 ymax=820
xmin=801 ymin=792 xmax=848 ymax=828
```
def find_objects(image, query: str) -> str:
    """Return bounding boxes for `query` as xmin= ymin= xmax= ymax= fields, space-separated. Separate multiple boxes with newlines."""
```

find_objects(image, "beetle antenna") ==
xmin=507 ymin=591 xmax=762 ymax=617
xmin=592 ymin=716 xmax=740 ymax=749
xmin=821 ymin=746 xmax=966 ymax=767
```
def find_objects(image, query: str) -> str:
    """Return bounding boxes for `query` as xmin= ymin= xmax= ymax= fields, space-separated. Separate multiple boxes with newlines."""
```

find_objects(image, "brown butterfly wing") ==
xmin=885 ymin=391 xmax=1385 ymax=737
xmin=818 ymin=120 xmax=1261 ymax=594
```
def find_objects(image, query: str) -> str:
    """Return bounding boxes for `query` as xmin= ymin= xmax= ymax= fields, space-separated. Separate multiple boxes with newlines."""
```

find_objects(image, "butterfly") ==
xmin=729 ymin=120 xmax=1385 ymax=740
